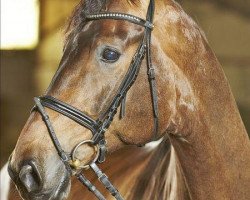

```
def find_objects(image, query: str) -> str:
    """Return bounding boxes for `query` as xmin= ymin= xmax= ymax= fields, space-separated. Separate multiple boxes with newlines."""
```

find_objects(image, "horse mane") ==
xmin=130 ymin=138 xmax=171 ymax=199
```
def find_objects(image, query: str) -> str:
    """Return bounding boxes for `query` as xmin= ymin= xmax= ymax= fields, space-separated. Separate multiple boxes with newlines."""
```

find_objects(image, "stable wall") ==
xmin=1 ymin=0 xmax=249 ymax=167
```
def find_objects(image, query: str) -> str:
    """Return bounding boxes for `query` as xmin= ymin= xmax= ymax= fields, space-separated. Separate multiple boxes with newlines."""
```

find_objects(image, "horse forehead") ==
xmin=108 ymin=0 xmax=133 ymax=12
xmin=98 ymin=20 xmax=135 ymax=39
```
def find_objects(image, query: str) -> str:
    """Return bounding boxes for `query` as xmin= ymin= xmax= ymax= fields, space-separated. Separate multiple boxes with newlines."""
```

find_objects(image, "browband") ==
xmin=86 ymin=12 xmax=154 ymax=29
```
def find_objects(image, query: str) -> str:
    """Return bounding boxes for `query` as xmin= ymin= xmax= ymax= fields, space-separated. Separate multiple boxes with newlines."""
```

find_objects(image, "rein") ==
xmin=34 ymin=0 xmax=158 ymax=199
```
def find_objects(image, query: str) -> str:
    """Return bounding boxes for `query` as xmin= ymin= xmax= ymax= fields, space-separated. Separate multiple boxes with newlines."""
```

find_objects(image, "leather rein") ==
xmin=34 ymin=0 xmax=158 ymax=199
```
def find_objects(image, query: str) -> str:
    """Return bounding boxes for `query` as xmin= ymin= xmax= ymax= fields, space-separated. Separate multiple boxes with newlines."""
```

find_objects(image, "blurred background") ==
xmin=1 ymin=0 xmax=250 ymax=168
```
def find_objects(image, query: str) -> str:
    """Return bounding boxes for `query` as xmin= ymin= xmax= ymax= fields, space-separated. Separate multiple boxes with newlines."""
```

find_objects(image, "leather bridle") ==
xmin=34 ymin=0 xmax=158 ymax=199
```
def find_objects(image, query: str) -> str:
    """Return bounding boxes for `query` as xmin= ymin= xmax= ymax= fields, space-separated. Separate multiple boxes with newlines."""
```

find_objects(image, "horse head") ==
xmin=9 ymin=0 xmax=246 ymax=199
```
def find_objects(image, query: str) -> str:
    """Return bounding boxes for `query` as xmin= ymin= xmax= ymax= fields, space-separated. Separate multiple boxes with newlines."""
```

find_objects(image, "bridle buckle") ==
xmin=144 ymin=21 xmax=154 ymax=29
xmin=148 ymin=68 xmax=156 ymax=79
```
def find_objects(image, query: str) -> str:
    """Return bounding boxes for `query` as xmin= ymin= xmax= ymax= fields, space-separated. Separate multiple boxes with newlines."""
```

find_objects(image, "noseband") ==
xmin=34 ymin=0 xmax=157 ymax=199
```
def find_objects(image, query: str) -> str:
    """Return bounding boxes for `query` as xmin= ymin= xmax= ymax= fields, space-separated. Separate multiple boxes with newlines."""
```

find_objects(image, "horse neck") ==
xmin=168 ymin=47 xmax=250 ymax=199
xmin=150 ymin=1 xmax=250 ymax=198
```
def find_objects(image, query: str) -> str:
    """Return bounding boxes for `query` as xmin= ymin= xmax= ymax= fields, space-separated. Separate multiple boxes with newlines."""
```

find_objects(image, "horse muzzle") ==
xmin=8 ymin=157 xmax=71 ymax=200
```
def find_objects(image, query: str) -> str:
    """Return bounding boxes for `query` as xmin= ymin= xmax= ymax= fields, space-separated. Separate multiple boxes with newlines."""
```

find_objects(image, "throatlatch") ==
xmin=34 ymin=0 xmax=158 ymax=199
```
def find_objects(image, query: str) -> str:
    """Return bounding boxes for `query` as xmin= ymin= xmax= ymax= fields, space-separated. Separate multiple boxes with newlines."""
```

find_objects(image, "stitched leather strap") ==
xmin=76 ymin=174 xmax=106 ymax=200
xmin=34 ymin=97 xmax=72 ymax=172
xmin=90 ymin=163 xmax=124 ymax=200
xmin=145 ymin=0 xmax=159 ymax=139
xmin=39 ymin=96 xmax=98 ymax=133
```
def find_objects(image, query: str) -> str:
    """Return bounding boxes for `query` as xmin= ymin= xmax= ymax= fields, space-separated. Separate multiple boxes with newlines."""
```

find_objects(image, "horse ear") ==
xmin=85 ymin=0 xmax=104 ymax=13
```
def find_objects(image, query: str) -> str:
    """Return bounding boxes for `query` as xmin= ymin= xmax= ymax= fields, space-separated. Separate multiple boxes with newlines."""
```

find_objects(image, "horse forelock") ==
xmin=64 ymin=0 xmax=104 ymax=44
xmin=64 ymin=0 xmax=142 ymax=46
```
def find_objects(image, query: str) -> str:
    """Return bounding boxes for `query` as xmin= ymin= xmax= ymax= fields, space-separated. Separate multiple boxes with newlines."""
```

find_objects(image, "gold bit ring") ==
xmin=70 ymin=140 xmax=100 ymax=170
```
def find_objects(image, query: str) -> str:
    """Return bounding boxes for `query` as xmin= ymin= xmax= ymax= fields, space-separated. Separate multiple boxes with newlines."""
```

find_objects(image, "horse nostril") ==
xmin=19 ymin=163 xmax=42 ymax=193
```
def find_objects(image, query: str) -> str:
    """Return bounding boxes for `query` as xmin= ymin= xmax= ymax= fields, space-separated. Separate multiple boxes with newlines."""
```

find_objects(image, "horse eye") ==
xmin=101 ymin=48 xmax=120 ymax=63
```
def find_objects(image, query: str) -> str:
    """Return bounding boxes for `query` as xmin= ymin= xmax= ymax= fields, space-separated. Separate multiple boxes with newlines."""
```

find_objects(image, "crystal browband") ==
xmin=86 ymin=12 xmax=154 ymax=29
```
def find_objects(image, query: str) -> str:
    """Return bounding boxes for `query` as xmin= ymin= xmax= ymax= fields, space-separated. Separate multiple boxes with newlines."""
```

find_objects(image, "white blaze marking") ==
xmin=0 ymin=163 xmax=11 ymax=200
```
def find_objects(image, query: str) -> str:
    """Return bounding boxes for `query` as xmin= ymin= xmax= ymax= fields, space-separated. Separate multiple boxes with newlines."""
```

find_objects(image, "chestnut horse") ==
xmin=5 ymin=0 xmax=250 ymax=199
